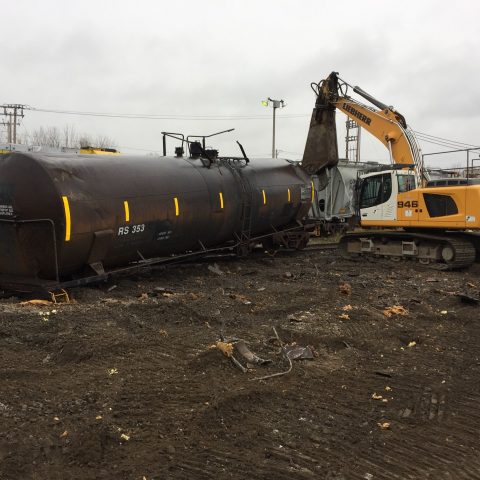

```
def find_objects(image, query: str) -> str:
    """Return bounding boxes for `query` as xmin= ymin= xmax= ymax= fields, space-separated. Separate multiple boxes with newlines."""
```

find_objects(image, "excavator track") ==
xmin=338 ymin=231 xmax=477 ymax=270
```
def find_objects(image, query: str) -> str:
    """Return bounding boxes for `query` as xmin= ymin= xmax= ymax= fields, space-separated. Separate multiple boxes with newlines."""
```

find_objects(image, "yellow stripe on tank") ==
xmin=62 ymin=196 xmax=71 ymax=242
xmin=124 ymin=200 xmax=130 ymax=222
xmin=219 ymin=192 xmax=224 ymax=209
xmin=174 ymin=197 xmax=180 ymax=216
xmin=262 ymin=189 xmax=267 ymax=205
xmin=311 ymin=181 xmax=315 ymax=202
xmin=287 ymin=188 xmax=291 ymax=202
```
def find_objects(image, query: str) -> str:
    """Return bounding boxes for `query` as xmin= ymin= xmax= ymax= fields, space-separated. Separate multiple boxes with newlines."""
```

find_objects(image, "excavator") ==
xmin=302 ymin=71 xmax=480 ymax=269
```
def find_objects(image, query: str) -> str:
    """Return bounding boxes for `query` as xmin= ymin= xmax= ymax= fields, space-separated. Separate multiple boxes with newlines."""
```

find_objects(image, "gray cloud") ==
xmin=2 ymin=0 xmax=479 ymax=167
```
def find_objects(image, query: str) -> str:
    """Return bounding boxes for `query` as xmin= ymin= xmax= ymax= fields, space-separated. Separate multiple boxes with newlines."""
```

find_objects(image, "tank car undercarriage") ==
xmin=0 ymin=219 xmax=311 ymax=295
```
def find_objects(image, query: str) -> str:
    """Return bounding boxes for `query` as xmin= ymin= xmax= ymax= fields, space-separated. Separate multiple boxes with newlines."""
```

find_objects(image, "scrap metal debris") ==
xmin=284 ymin=344 xmax=314 ymax=360
xmin=215 ymin=341 xmax=234 ymax=358
xmin=456 ymin=293 xmax=480 ymax=305
xmin=235 ymin=340 xmax=272 ymax=366
xmin=154 ymin=287 xmax=175 ymax=295
xmin=250 ymin=327 xmax=293 ymax=382
xmin=38 ymin=310 xmax=58 ymax=322
xmin=372 ymin=395 xmax=388 ymax=403
xmin=383 ymin=305 xmax=408 ymax=317
xmin=377 ymin=422 xmax=391 ymax=430
xmin=287 ymin=311 xmax=315 ymax=323
xmin=49 ymin=289 xmax=70 ymax=304
xmin=339 ymin=283 xmax=352 ymax=295
xmin=20 ymin=299 xmax=52 ymax=306
xmin=229 ymin=293 xmax=252 ymax=305
xmin=208 ymin=263 xmax=224 ymax=276
xmin=213 ymin=339 xmax=271 ymax=373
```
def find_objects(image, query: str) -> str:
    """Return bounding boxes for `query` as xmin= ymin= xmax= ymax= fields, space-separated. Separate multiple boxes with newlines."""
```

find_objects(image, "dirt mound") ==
xmin=1 ymin=249 xmax=480 ymax=479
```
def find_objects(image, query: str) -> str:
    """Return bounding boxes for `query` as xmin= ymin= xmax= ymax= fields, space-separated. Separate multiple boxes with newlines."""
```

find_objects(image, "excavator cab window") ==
xmin=360 ymin=173 xmax=392 ymax=209
xmin=397 ymin=174 xmax=416 ymax=193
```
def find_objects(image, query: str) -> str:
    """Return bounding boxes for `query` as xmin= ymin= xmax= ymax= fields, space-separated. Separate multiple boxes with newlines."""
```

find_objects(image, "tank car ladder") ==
xmin=225 ymin=162 xmax=253 ymax=255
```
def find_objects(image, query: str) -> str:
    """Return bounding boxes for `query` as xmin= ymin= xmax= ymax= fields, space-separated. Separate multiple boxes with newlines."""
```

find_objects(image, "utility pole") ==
xmin=262 ymin=98 xmax=285 ymax=158
xmin=1 ymin=104 xmax=26 ymax=144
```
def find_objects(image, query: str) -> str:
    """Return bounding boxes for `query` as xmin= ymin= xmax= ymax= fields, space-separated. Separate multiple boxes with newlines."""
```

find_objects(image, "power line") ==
xmin=29 ymin=106 xmax=308 ymax=121
xmin=413 ymin=130 xmax=479 ymax=148
xmin=18 ymin=105 xmax=480 ymax=153
xmin=415 ymin=135 xmax=465 ymax=149
xmin=415 ymin=135 xmax=480 ymax=152
xmin=415 ymin=135 xmax=471 ymax=149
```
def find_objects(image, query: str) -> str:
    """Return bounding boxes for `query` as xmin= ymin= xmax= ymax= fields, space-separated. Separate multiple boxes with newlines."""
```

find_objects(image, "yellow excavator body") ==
xmin=308 ymin=72 xmax=480 ymax=268
xmin=361 ymin=184 xmax=480 ymax=229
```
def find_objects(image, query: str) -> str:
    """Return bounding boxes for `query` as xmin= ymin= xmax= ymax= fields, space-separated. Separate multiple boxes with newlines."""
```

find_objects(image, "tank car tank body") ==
xmin=0 ymin=150 xmax=312 ymax=288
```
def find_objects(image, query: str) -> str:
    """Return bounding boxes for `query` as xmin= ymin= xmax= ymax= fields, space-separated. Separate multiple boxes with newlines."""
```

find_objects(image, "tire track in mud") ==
xmin=246 ymin=299 xmax=480 ymax=480
xmin=162 ymin=375 xmax=375 ymax=479
xmin=343 ymin=329 xmax=480 ymax=479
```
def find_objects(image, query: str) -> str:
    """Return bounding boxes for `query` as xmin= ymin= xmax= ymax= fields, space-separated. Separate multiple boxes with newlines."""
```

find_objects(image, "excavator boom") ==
xmin=302 ymin=72 xmax=427 ymax=185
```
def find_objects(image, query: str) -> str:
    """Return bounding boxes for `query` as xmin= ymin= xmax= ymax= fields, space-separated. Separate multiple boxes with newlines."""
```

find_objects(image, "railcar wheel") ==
xmin=236 ymin=244 xmax=251 ymax=257
xmin=262 ymin=238 xmax=279 ymax=254
xmin=296 ymin=235 xmax=309 ymax=250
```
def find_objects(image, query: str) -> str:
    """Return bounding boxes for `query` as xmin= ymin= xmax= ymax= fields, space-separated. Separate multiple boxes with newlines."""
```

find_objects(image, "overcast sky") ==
xmin=2 ymin=0 xmax=479 ymax=168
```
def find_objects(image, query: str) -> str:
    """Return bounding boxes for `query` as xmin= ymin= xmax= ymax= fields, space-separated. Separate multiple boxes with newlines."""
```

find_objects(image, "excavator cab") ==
xmin=357 ymin=168 xmax=417 ymax=226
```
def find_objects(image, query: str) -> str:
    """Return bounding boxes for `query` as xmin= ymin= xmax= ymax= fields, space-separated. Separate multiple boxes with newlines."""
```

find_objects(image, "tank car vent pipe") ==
xmin=236 ymin=141 xmax=250 ymax=164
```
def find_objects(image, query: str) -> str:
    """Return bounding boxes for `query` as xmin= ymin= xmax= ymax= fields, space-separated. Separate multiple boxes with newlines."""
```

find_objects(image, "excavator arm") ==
xmin=302 ymin=72 xmax=427 ymax=184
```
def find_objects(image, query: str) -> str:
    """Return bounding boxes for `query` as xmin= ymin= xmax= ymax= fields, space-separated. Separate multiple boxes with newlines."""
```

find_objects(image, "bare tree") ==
xmin=93 ymin=134 xmax=116 ymax=148
xmin=62 ymin=124 xmax=79 ymax=148
xmin=78 ymin=134 xmax=92 ymax=148
xmin=26 ymin=125 xmax=116 ymax=149
xmin=78 ymin=133 xmax=116 ymax=149
xmin=46 ymin=127 xmax=61 ymax=148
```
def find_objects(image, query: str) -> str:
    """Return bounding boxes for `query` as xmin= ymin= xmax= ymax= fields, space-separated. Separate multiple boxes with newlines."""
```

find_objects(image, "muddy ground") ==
xmin=1 ymin=246 xmax=480 ymax=480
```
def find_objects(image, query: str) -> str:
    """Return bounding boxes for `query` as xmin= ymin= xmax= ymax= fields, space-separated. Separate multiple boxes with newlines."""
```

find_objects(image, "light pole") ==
xmin=262 ymin=98 xmax=285 ymax=158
